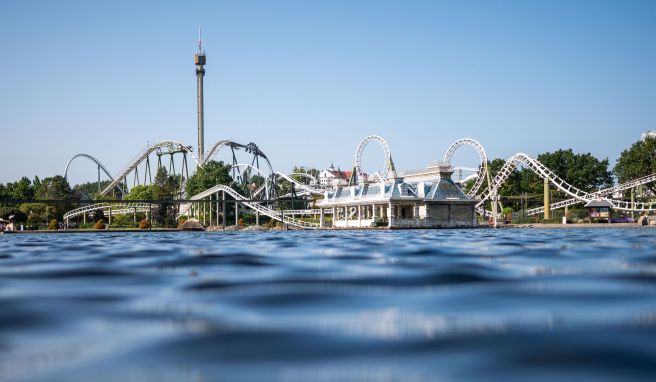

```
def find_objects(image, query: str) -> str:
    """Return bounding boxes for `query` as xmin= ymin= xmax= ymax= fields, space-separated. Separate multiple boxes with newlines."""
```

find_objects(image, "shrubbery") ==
xmin=94 ymin=219 xmax=106 ymax=230
xmin=48 ymin=219 xmax=58 ymax=230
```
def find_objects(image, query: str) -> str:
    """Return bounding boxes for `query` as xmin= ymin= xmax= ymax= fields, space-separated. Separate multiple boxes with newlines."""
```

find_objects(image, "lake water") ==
xmin=1 ymin=228 xmax=656 ymax=381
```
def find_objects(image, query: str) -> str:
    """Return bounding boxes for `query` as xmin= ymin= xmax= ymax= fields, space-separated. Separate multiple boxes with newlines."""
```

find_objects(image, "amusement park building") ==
xmin=319 ymin=164 xmax=368 ymax=187
xmin=317 ymin=165 xmax=478 ymax=228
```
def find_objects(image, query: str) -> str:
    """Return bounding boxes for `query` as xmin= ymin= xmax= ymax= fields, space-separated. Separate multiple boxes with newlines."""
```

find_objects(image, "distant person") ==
xmin=5 ymin=216 xmax=15 ymax=232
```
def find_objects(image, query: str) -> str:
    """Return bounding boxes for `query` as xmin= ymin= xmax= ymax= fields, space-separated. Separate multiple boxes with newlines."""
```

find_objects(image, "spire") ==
xmin=197 ymin=26 xmax=205 ymax=55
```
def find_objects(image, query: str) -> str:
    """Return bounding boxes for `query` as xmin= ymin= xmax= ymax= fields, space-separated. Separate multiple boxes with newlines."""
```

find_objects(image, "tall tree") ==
xmin=28 ymin=175 xmax=74 ymax=221
xmin=36 ymin=176 xmax=73 ymax=200
xmin=151 ymin=167 xmax=180 ymax=226
xmin=185 ymin=160 xmax=233 ymax=197
xmin=73 ymin=180 xmax=113 ymax=199
xmin=125 ymin=185 xmax=154 ymax=200
xmin=615 ymin=137 xmax=656 ymax=193
xmin=11 ymin=177 xmax=36 ymax=200
xmin=537 ymin=149 xmax=613 ymax=193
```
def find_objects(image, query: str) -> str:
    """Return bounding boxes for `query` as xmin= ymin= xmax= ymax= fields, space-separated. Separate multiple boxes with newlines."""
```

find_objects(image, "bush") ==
xmin=139 ymin=218 xmax=151 ymax=229
xmin=48 ymin=219 xmax=58 ymax=230
xmin=238 ymin=218 xmax=245 ymax=227
xmin=177 ymin=217 xmax=188 ymax=229
xmin=94 ymin=219 xmax=106 ymax=230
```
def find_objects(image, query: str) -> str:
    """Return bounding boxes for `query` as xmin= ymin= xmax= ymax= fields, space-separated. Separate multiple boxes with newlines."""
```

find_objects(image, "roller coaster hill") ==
xmin=61 ymin=135 xmax=656 ymax=229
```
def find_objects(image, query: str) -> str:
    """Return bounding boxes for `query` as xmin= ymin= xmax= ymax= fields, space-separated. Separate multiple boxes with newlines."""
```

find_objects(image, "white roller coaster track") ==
xmin=99 ymin=141 xmax=194 ymax=196
xmin=476 ymin=153 xmax=591 ymax=212
xmin=251 ymin=171 xmax=324 ymax=199
xmin=180 ymin=185 xmax=319 ymax=229
xmin=476 ymin=153 xmax=656 ymax=216
xmin=354 ymin=135 xmax=396 ymax=182
xmin=443 ymin=138 xmax=488 ymax=198
xmin=272 ymin=172 xmax=324 ymax=195
xmin=63 ymin=202 xmax=152 ymax=221
xmin=289 ymin=172 xmax=318 ymax=185
xmin=64 ymin=154 xmax=115 ymax=182
xmin=527 ymin=172 xmax=656 ymax=215
xmin=200 ymin=140 xmax=274 ymax=175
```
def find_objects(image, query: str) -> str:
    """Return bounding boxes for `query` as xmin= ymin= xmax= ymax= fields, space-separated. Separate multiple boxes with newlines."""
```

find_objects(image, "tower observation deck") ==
xmin=195 ymin=28 xmax=206 ymax=160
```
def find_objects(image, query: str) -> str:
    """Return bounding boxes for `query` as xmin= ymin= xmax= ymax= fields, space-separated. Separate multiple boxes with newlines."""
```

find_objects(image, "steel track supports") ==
xmin=544 ymin=178 xmax=551 ymax=220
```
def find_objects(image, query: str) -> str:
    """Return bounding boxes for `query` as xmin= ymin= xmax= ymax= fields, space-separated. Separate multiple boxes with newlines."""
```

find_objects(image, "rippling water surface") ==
xmin=2 ymin=228 xmax=656 ymax=381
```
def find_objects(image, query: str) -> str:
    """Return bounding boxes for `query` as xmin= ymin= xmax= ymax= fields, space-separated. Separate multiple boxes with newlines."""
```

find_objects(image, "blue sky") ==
xmin=1 ymin=0 xmax=655 ymax=185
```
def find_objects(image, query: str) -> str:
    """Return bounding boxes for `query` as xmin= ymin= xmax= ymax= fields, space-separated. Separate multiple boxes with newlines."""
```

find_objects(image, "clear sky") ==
xmin=1 ymin=0 xmax=655 ymax=185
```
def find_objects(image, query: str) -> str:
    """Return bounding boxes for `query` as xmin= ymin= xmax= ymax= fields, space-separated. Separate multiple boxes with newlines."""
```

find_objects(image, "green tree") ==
xmin=615 ymin=137 xmax=656 ymax=193
xmin=125 ymin=184 xmax=154 ymax=200
xmin=11 ymin=177 xmax=36 ymax=200
xmin=73 ymin=180 xmax=114 ymax=199
xmin=185 ymin=160 xmax=233 ymax=197
xmin=473 ymin=150 xmax=612 ymax=211
xmin=34 ymin=175 xmax=74 ymax=221
xmin=152 ymin=167 xmax=180 ymax=227
xmin=537 ymin=149 xmax=612 ymax=193
xmin=36 ymin=176 xmax=73 ymax=200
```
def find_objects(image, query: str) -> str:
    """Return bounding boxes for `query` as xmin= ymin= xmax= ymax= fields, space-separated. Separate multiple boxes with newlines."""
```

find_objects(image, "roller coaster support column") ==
xmin=215 ymin=194 xmax=219 ymax=226
xmin=108 ymin=206 xmax=112 ymax=227
xmin=631 ymin=188 xmax=635 ymax=219
xmin=235 ymin=201 xmax=239 ymax=225
xmin=543 ymin=178 xmax=551 ymax=220
xmin=491 ymin=192 xmax=499 ymax=228
xmin=222 ymin=191 xmax=226 ymax=228
xmin=256 ymin=211 xmax=260 ymax=226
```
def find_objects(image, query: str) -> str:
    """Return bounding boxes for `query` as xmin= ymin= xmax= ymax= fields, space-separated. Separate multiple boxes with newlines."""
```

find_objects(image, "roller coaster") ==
xmin=63 ymin=134 xmax=656 ymax=228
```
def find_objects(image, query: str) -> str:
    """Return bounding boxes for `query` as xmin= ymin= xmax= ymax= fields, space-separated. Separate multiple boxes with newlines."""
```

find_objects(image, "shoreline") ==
xmin=3 ymin=222 xmax=654 ymax=234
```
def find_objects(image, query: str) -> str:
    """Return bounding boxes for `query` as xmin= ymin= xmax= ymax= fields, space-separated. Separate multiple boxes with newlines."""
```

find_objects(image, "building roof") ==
xmin=585 ymin=199 xmax=614 ymax=208
xmin=330 ymin=170 xmax=351 ymax=179
xmin=425 ymin=177 xmax=469 ymax=200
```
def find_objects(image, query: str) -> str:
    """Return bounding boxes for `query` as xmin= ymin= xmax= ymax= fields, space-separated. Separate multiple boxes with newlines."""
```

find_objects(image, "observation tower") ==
xmin=195 ymin=28 xmax=206 ymax=160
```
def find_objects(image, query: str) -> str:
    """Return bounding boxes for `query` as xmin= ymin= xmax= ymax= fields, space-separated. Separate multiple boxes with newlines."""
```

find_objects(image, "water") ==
xmin=1 ymin=228 xmax=656 ymax=381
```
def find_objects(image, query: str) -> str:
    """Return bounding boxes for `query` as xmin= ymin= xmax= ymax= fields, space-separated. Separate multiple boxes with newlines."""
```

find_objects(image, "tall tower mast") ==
xmin=194 ymin=27 xmax=206 ymax=161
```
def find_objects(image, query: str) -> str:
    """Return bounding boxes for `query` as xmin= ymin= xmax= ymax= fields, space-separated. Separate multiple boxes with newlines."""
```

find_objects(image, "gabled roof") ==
xmin=585 ymin=199 xmax=614 ymax=208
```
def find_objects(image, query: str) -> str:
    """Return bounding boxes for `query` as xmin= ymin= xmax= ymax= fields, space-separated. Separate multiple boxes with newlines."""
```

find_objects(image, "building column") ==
xmin=358 ymin=205 xmax=362 ymax=227
xmin=414 ymin=202 xmax=420 ymax=226
xmin=387 ymin=202 xmax=394 ymax=227
xmin=332 ymin=207 xmax=336 ymax=227
xmin=319 ymin=209 xmax=324 ymax=228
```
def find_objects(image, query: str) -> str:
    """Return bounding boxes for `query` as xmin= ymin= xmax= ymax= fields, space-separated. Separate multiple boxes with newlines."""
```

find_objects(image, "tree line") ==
xmin=1 ymin=137 xmax=655 ymax=225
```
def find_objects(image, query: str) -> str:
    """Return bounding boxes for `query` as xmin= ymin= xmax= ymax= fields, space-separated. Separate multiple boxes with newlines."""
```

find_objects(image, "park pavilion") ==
xmin=316 ymin=164 xmax=479 ymax=228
